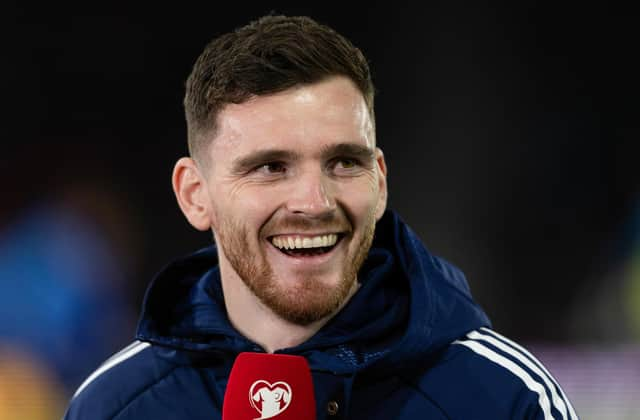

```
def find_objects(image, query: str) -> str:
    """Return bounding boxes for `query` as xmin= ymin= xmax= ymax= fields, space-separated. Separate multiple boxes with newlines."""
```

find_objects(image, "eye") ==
xmin=332 ymin=157 xmax=364 ymax=173
xmin=256 ymin=161 xmax=287 ymax=175
xmin=335 ymin=158 xmax=357 ymax=169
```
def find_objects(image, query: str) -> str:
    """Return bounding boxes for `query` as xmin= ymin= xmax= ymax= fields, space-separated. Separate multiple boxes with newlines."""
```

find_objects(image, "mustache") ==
xmin=262 ymin=212 xmax=352 ymax=234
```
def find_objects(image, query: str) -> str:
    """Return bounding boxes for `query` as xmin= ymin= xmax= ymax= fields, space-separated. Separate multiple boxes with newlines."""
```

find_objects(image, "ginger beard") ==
xmin=215 ymin=208 xmax=377 ymax=326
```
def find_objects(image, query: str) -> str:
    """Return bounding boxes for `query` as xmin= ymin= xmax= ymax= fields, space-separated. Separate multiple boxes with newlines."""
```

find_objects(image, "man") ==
xmin=65 ymin=15 xmax=578 ymax=419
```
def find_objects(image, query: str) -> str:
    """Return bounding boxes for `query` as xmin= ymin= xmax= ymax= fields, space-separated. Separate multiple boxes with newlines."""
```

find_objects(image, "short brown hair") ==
xmin=183 ymin=15 xmax=375 ymax=162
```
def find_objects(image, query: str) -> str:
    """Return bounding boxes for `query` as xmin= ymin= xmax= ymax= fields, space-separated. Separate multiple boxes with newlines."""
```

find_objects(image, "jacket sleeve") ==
xmin=62 ymin=341 xmax=154 ymax=420
xmin=416 ymin=328 xmax=579 ymax=419
xmin=454 ymin=328 xmax=579 ymax=420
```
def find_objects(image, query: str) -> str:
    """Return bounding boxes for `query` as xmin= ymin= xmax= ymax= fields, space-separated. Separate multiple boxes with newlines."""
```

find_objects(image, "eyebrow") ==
xmin=320 ymin=143 xmax=376 ymax=162
xmin=230 ymin=142 xmax=375 ymax=173
xmin=231 ymin=149 xmax=301 ymax=173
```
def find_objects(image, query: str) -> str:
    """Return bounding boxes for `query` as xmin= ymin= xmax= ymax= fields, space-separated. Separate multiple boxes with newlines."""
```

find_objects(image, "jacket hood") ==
xmin=136 ymin=210 xmax=491 ymax=374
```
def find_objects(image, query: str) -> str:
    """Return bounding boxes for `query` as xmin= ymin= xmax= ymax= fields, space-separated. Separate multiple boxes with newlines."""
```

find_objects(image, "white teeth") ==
xmin=271 ymin=234 xmax=338 ymax=250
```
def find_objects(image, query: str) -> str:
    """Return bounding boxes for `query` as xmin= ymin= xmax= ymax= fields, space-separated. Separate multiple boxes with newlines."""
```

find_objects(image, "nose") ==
xmin=285 ymin=168 xmax=336 ymax=217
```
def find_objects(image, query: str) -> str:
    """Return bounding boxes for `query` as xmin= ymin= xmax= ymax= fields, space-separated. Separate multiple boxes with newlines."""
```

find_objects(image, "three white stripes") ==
xmin=72 ymin=341 xmax=151 ymax=399
xmin=455 ymin=329 xmax=577 ymax=420
xmin=479 ymin=328 xmax=578 ymax=420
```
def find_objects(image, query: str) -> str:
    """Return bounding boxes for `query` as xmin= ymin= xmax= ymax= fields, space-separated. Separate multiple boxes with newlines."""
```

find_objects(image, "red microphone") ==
xmin=222 ymin=352 xmax=317 ymax=420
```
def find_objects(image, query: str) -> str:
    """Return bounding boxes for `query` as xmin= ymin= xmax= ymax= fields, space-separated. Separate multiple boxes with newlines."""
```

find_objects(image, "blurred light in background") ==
xmin=0 ymin=188 xmax=137 ymax=418
xmin=0 ymin=346 xmax=64 ymax=420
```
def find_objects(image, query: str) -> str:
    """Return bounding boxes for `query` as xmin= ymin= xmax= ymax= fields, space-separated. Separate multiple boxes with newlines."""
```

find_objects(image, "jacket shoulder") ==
xmin=63 ymin=341 xmax=174 ymax=420
xmin=414 ymin=328 xmax=579 ymax=420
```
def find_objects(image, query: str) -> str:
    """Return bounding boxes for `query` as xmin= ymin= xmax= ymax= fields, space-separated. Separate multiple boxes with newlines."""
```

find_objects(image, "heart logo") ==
xmin=249 ymin=380 xmax=293 ymax=419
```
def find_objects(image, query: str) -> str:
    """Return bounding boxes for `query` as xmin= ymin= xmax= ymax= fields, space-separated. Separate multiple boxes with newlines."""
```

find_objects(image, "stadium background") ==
xmin=2 ymin=2 xmax=638 ymax=418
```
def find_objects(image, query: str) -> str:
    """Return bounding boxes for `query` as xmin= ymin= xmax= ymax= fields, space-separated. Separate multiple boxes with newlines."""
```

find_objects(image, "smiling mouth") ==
xmin=269 ymin=233 xmax=342 ymax=257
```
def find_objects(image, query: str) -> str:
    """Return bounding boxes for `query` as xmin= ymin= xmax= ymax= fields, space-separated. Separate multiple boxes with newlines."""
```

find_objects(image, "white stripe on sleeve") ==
xmin=454 ymin=339 xmax=555 ymax=420
xmin=72 ymin=341 xmax=151 ymax=399
xmin=102 ymin=340 xmax=145 ymax=365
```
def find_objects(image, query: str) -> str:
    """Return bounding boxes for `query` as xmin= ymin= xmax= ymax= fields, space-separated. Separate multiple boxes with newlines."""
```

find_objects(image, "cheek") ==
xmin=214 ymin=187 xmax=279 ymax=229
xmin=336 ymin=178 xmax=381 ymax=220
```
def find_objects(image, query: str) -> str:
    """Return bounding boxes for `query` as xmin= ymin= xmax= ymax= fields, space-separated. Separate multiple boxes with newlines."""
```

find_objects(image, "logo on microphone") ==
xmin=249 ymin=380 xmax=292 ymax=419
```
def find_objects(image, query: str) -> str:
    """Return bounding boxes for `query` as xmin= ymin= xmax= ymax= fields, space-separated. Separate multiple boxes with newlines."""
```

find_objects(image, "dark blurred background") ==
xmin=2 ymin=2 xmax=639 ymax=418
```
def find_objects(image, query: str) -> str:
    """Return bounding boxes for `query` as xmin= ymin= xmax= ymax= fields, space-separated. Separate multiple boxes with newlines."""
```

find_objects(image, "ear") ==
xmin=374 ymin=147 xmax=388 ymax=220
xmin=172 ymin=157 xmax=213 ymax=231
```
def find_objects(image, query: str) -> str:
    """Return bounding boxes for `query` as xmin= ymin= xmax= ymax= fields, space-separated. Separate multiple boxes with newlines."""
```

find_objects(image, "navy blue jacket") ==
xmin=65 ymin=211 xmax=578 ymax=419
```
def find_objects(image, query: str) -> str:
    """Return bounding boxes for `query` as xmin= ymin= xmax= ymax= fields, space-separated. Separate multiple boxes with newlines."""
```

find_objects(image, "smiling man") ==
xmin=65 ymin=15 xmax=578 ymax=420
xmin=174 ymin=75 xmax=385 ymax=352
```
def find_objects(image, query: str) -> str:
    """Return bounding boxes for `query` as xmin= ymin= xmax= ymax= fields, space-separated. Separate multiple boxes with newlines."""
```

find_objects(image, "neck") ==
xmin=218 ymin=258 xmax=357 ymax=353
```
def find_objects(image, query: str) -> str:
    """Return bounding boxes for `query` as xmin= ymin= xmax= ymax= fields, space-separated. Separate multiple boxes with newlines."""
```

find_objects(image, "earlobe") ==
xmin=172 ymin=157 xmax=212 ymax=231
xmin=374 ymin=148 xmax=388 ymax=220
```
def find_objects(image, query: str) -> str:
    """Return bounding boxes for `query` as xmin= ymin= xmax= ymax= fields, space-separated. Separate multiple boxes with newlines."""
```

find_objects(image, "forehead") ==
xmin=209 ymin=76 xmax=374 ymax=160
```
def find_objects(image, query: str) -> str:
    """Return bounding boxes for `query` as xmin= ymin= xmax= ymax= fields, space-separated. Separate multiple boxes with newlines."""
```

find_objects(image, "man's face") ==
xmin=202 ymin=76 xmax=387 ymax=325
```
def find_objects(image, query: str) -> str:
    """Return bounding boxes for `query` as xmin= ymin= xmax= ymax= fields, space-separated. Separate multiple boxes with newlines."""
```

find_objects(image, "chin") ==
xmin=259 ymin=271 xmax=356 ymax=326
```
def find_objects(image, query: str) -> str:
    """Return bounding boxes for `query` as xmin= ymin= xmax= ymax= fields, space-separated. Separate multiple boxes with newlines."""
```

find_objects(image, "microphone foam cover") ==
xmin=222 ymin=352 xmax=316 ymax=420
